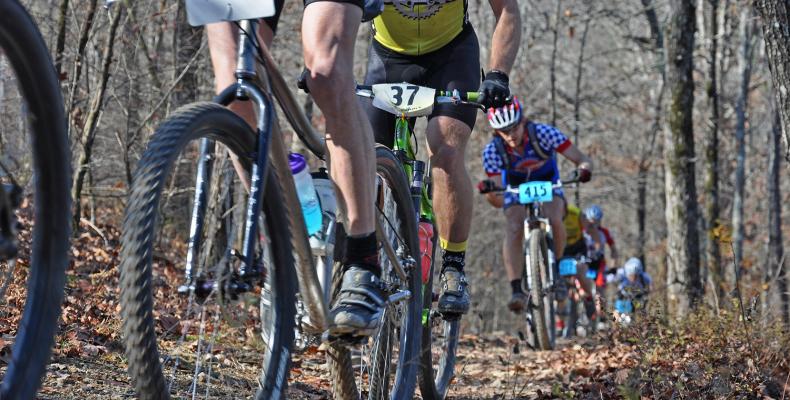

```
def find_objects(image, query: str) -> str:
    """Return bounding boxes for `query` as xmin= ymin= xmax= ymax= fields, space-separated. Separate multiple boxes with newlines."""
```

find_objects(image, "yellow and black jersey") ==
xmin=372 ymin=0 xmax=469 ymax=56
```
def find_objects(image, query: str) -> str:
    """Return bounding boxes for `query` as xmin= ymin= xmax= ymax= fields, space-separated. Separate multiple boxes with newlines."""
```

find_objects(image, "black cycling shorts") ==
xmin=564 ymin=239 xmax=587 ymax=259
xmin=361 ymin=24 xmax=481 ymax=147
xmin=262 ymin=0 xmax=285 ymax=33
xmin=304 ymin=0 xmax=365 ymax=9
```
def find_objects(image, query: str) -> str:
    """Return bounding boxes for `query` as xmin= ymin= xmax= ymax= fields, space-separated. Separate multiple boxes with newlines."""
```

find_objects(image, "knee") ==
xmin=431 ymin=143 xmax=465 ymax=170
xmin=306 ymin=58 xmax=353 ymax=108
xmin=506 ymin=221 xmax=524 ymax=242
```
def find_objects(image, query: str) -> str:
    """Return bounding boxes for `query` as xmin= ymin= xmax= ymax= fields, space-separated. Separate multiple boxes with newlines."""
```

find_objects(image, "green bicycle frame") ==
xmin=394 ymin=116 xmax=435 ymax=223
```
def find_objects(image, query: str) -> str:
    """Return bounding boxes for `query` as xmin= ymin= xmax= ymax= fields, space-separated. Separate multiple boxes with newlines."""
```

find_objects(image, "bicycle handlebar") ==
xmin=354 ymin=85 xmax=485 ymax=110
xmin=478 ymin=175 xmax=581 ymax=195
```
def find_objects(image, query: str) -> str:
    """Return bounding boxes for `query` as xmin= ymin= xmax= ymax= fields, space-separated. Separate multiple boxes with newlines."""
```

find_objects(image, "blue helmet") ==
xmin=584 ymin=205 xmax=604 ymax=223
xmin=624 ymin=257 xmax=643 ymax=276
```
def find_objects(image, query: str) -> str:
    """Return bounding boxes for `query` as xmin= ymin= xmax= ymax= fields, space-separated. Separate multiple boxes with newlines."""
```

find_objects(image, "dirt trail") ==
xmin=33 ymin=330 xmax=626 ymax=399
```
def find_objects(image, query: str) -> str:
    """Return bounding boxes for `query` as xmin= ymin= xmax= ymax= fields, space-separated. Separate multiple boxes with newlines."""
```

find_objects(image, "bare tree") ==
xmin=72 ymin=5 xmax=125 ymax=230
xmin=731 ymin=5 xmax=757 ymax=280
xmin=765 ymin=104 xmax=787 ymax=324
xmin=549 ymin=0 xmax=562 ymax=126
xmin=572 ymin=9 xmax=592 ymax=205
xmin=665 ymin=0 xmax=702 ymax=317
xmin=754 ymin=1 xmax=790 ymax=158
xmin=705 ymin=0 xmax=725 ymax=306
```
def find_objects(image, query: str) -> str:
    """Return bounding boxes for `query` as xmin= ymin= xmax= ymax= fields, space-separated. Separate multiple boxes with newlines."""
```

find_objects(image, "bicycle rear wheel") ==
xmin=0 ymin=1 xmax=71 ymax=398
xmin=525 ymin=229 xmax=555 ymax=350
xmin=120 ymin=103 xmax=295 ymax=399
xmin=327 ymin=145 xmax=421 ymax=400
xmin=419 ymin=228 xmax=460 ymax=400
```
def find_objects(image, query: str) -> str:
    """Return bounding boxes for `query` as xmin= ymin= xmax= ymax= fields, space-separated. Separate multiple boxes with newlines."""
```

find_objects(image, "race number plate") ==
xmin=371 ymin=83 xmax=436 ymax=117
xmin=518 ymin=181 xmax=553 ymax=204
xmin=558 ymin=258 xmax=578 ymax=276
xmin=185 ymin=0 xmax=276 ymax=26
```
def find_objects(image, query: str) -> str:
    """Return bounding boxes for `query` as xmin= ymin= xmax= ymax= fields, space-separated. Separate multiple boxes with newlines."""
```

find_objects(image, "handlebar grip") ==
xmin=465 ymin=92 xmax=480 ymax=103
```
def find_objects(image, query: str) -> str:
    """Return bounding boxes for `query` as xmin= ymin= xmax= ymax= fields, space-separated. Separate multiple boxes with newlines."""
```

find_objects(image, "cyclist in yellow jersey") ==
xmin=361 ymin=0 xmax=521 ymax=317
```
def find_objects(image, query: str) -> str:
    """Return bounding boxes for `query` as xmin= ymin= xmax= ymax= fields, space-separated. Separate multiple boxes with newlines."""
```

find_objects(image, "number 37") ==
xmin=391 ymin=85 xmax=420 ymax=106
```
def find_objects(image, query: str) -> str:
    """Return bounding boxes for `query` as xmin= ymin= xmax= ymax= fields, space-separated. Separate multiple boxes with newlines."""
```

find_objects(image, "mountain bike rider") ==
xmin=554 ymin=196 xmax=597 ymax=320
xmin=477 ymin=98 xmax=593 ymax=313
xmin=360 ymin=0 xmax=522 ymax=317
xmin=205 ymin=1 xmax=387 ymax=337
xmin=583 ymin=205 xmax=619 ymax=291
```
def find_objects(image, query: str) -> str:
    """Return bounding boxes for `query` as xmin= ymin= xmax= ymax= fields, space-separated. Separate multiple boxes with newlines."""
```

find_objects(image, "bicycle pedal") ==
xmin=321 ymin=331 xmax=367 ymax=346
xmin=438 ymin=311 xmax=462 ymax=322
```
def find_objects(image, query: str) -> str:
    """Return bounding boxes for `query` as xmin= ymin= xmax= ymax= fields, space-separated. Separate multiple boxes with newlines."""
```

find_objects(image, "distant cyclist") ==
xmin=477 ymin=98 xmax=593 ymax=313
xmin=614 ymin=257 xmax=652 ymax=323
xmin=361 ymin=0 xmax=522 ymax=318
xmin=583 ymin=205 xmax=619 ymax=291
xmin=555 ymin=197 xmax=596 ymax=320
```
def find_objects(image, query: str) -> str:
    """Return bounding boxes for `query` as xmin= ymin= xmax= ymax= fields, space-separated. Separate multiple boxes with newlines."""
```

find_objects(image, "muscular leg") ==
xmin=543 ymin=198 xmax=566 ymax=259
xmin=426 ymin=116 xmax=473 ymax=246
xmin=302 ymin=3 xmax=375 ymax=236
xmin=428 ymin=116 xmax=473 ymax=315
xmin=503 ymin=205 xmax=526 ymax=282
xmin=303 ymin=3 xmax=382 ymax=335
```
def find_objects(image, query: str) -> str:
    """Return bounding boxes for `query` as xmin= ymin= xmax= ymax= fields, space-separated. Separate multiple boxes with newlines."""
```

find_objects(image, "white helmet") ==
xmin=487 ymin=96 xmax=522 ymax=131
xmin=624 ymin=257 xmax=643 ymax=276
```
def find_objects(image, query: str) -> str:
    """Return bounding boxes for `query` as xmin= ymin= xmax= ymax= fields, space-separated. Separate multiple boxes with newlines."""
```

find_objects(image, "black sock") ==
xmin=510 ymin=279 xmax=523 ymax=294
xmin=344 ymin=232 xmax=381 ymax=276
xmin=441 ymin=250 xmax=465 ymax=274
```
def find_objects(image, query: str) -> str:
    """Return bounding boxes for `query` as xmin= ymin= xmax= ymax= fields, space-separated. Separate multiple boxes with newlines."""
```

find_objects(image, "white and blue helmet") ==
xmin=584 ymin=205 xmax=604 ymax=223
xmin=624 ymin=257 xmax=643 ymax=276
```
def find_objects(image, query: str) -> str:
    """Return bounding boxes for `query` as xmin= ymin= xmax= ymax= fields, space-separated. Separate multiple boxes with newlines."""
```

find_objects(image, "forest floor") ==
xmin=3 ymin=218 xmax=790 ymax=399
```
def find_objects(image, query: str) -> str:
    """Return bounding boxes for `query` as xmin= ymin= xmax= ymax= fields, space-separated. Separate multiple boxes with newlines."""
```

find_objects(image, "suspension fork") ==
xmin=184 ymin=138 xmax=215 ymax=283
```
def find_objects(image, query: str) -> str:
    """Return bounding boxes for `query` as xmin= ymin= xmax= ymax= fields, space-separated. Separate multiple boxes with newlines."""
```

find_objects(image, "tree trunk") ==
xmin=766 ymin=105 xmax=788 ymax=325
xmin=664 ymin=0 xmax=702 ymax=318
xmin=731 ymin=5 xmax=756 ymax=282
xmin=754 ymin=1 xmax=790 ymax=159
xmin=66 ymin=0 xmax=99 ymax=139
xmin=54 ymin=0 xmax=70 ymax=76
xmin=637 ymin=0 xmax=665 ymax=264
xmin=705 ymin=0 xmax=725 ymax=306
xmin=72 ymin=6 xmax=124 ymax=231
xmin=550 ymin=0 xmax=562 ymax=126
xmin=572 ymin=16 xmax=591 ymax=205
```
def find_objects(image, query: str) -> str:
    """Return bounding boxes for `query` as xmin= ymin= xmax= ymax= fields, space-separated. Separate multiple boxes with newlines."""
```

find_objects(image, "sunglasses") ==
xmin=497 ymin=123 xmax=521 ymax=135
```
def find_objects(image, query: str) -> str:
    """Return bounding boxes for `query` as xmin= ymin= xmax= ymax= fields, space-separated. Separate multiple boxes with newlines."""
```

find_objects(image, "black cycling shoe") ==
xmin=328 ymin=266 xmax=386 ymax=338
xmin=508 ymin=292 xmax=529 ymax=313
xmin=584 ymin=297 xmax=596 ymax=319
xmin=438 ymin=266 xmax=470 ymax=317
xmin=554 ymin=278 xmax=568 ymax=302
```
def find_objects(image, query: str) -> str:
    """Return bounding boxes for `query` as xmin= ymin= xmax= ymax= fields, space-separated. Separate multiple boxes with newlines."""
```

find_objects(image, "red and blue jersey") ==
xmin=482 ymin=122 xmax=572 ymax=183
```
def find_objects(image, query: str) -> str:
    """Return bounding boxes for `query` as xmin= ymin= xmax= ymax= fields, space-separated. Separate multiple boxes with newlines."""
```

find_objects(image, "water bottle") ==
xmin=289 ymin=153 xmax=321 ymax=236
xmin=418 ymin=219 xmax=434 ymax=285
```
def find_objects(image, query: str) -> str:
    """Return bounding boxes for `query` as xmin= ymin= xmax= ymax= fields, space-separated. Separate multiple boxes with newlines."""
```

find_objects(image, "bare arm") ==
xmin=559 ymin=144 xmax=593 ymax=173
xmin=582 ymin=219 xmax=603 ymax=252
xmin=609 ymin=243 xmax=620 ymax=267
xmin=485 ymin=192 xmax=505 ymax=208
xmin=484 ymin=175 xmax=505 ymax=208
xmin=488 ymin=0 xmax=522 ymax=73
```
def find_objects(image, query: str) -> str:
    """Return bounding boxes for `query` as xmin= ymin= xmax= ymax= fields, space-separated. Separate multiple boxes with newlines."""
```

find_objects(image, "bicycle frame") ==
xmin=184 ymin=19 xmax=330 ymax=331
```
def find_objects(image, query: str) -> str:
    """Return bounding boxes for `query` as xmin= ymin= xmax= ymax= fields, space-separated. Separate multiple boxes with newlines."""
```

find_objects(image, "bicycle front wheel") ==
xmin=0 ymin=1 xmax=71 ymax=398
xmin=327 ymin=145 xmax=422 ymax=400
xmin=525 ymin=228 xmax=555 ymax=350
xmin=120 ymin=103 xmax=296 ymax=399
